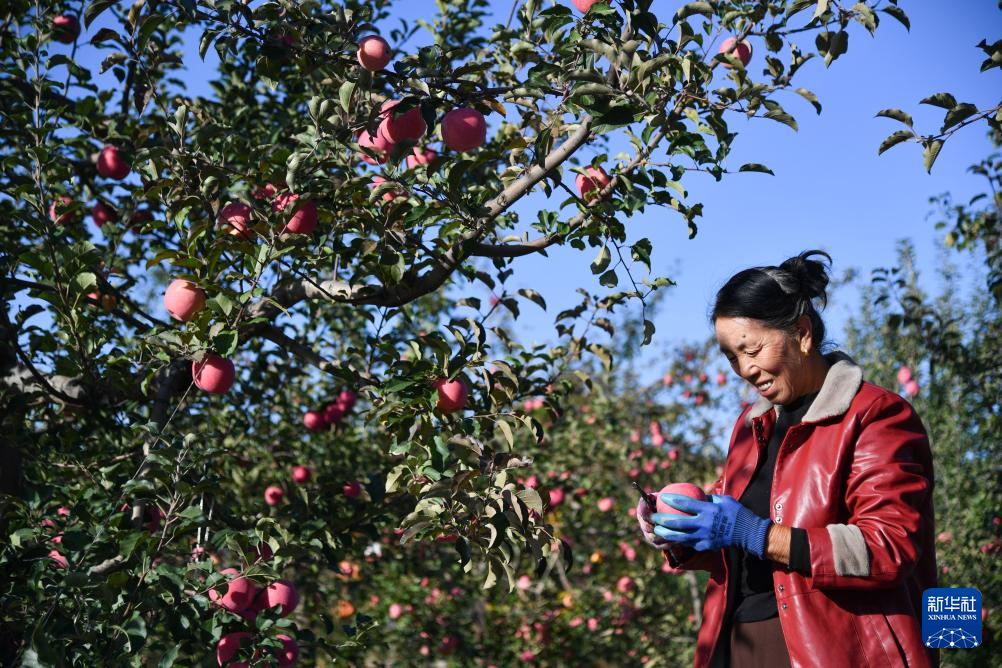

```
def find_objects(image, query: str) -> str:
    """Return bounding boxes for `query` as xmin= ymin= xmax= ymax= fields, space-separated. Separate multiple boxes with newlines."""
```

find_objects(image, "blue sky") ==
xmin=52 ymin=1 xmax=1001 ymax=385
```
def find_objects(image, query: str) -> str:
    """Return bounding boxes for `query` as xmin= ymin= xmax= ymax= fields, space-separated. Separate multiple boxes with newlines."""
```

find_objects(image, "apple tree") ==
xmin=1 ymin=0 xmax=908 ymax=663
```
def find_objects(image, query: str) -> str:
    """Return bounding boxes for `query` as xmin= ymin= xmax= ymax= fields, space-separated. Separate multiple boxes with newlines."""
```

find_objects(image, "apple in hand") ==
xmin=441 ymin=108 xmax=487 ymax=151
xmin=656 ymin=482 xmax=708 ymax=515
xmin=97 ymin=146 xmax=130 ymax=180
xmin=357 ymin=35 xmax=392 ymax=71
xmin=435 ymin=378 xmax=468 ymax=413
xmin=163 ymin=279 xmax=206 ymax=321
xmin=192 ymin=354 xmax=235 ymax=394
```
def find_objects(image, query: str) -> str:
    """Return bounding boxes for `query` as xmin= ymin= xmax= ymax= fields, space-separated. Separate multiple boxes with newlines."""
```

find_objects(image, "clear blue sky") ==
xmin=57 ymin=1 xmax=1001 ymax=385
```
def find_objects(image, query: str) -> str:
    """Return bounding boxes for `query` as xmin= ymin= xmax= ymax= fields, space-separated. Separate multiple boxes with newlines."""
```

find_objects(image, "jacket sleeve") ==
xmin=804 ymin=394 xmax=933 ymax=590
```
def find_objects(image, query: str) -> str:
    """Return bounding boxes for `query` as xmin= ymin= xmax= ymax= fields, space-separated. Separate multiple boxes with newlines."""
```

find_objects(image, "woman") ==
xmin=636 ymin=250 xmax=938 ymax=667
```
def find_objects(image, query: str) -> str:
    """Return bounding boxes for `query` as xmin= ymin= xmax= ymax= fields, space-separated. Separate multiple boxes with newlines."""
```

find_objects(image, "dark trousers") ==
xmin=729 ymin=616 xmax=792 ymax=668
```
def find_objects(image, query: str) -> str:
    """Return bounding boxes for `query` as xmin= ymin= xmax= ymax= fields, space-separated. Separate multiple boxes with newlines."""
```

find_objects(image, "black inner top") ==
xmin=729 ymin=389 xmax=817 ymax=623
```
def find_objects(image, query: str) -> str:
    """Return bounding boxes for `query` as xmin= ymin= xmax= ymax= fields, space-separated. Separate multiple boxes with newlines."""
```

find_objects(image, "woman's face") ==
xmin=714 ymin=316 xmax=813 ymax=405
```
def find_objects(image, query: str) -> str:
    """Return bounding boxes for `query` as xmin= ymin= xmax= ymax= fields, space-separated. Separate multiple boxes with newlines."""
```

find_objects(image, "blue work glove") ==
xmin=651 ymin=494 xmax=772 ymax=559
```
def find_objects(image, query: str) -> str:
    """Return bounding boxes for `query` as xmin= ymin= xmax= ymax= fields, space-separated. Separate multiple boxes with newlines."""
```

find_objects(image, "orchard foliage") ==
xmin=0 ymin=0 xmax=919 ymax=664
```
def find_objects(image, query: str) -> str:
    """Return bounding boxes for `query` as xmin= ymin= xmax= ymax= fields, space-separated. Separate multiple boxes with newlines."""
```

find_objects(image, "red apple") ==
xmin=548 ymin=487 xmax=566 ymax=508
xmin=378 ymin=100 xmax=427 ymax=143
xmin=49 ymin=196 xmax=76 ymax=225
xmin=209 ymin=568 xmax=258 ymax=613
xmin=441 ymin=107 xmax=487 ymax=151
xmin=572 ymin=0 xmax=604 ymax=12
xmin=343 ymin=481 xmax=362 ymax=498
xmin=596 ymin=497 xmax=614 ymax=512
xmin=218 ymin=202 xmax=253 ymax=238
xmin=575 ymin=165 xmax=611 ymax=201
xmin=322 ymin=402 xmax=344 ymax=425
xmin=716 ymin=372 xmax=727 ymax=385
xmin=292 ymin=465 xmax=311 ymax=483
xmin=897 ymin=366 xmax=912 ymax=384
xmin=357 ymin=128 xmax=394 ymax=165
xmin=48 ymin=549 xmax=68 ymax=568
xmin=163 ymin=279 xmax=206 ymax=321
xmin=96 ymin=145 xmax=130 ymax=180
xmin=216 ymin=631 xmax=254 ymax=666
xmin=406 ymin=146 xmax=438 ymax=169
xmin=92 ymin=201 xmax=117 ymax=227
xmin=435 ymin=377 xmax=468 ymax=413
xmin=252 ymin=182 xmax=277 ymax=200
xmin=357 ymin=35 xmax=392 ymax=71
xmin=192 ymin=354 xmax=235 ymax=394
xmin=655 ymin=482 xmax=708 ymax=515
xmin=52 ymin=14 xmax=79 ymax=44
xmin=264 ymin=485 xmax=284 ymax=506
xmin=274 ymin=634 xmax=299 ymax=668
xmin=337 ymin=389 xmax=356 ymax=412
xmin=255 ymin=579 xmax=299 ymax=617
xmin=303 ymin=410 xmax=325 ymax=431
xmin=903 ymin=380 xmax=920 ymax=397
xmin=662 ymin=373 xmax=673 ymax=386
xmin=272 ymin=194 xmax=317 ymax=235
xmin=719 ymin=37 xmax=752 ymax=68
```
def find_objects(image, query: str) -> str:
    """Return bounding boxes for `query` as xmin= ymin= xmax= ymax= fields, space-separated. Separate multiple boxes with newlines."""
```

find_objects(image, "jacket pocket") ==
xmin=784 ymin=590 xmax=870 ymax=668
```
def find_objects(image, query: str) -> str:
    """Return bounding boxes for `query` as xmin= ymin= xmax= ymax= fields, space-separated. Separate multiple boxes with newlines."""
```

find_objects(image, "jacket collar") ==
xmin=743 ymin=350 xmax=864 ymax=427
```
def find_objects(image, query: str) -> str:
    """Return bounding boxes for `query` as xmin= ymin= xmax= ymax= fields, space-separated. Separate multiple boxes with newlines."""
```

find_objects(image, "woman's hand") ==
xmin=651 ymin=494 xmax=772 ymax=559
xmin=636 ymin=495 xmax=673 ymax=551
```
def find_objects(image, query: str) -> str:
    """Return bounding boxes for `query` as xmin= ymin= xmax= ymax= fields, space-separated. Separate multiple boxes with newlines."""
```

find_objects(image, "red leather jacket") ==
xmin=665 ymin=351 xmax=938 ymax=667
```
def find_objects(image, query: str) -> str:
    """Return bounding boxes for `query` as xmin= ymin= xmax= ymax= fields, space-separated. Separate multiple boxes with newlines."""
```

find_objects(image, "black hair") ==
xmin=710 ymin=249 xmax=833 ymax=353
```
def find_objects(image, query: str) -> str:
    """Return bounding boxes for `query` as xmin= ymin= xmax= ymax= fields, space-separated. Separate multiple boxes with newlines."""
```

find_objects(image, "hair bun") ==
xmin=779 ymin=250 xmax=832 ymax=308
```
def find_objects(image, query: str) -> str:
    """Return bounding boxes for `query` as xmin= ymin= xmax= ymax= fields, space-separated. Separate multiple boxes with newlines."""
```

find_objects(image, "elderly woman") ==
xmin=637 ymin=250 xmax=938 ymax=667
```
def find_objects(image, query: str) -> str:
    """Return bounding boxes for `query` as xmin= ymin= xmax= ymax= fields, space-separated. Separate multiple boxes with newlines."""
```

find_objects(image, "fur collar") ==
xmin=743 ymin=350 xmax=864 ymax=426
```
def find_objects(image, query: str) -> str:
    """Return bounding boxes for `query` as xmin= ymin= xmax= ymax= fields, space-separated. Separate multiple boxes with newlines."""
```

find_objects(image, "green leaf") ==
xmin=675 ymin=2 xmax=714 ymax=21
xmin=941 ymin=103 xmax=978 ymax=132
xmin=74 ymin=272 xmax=97 ymax=292
xmin=590 ymin=245 xmax=611 ymax=274
xmin=875 ymin=108 xmax=913 ymax=127
xmin=922 ymin=139 xmax=944 ymax=173
xmin=599 ymin=269 xmax=618 ymax=288
xmin=880 ymin=5 xmax=910 ymax=31
xmin=738 ymin=163 xmax=774 ymax=175
xmin=642 ymin=319 xmax=656 ymax=346
xmin=84 ymin=0 xmax=119 ymax=28
xmin=339 ymin=81 xmax=355 ymax=113
xmin=877 ymin=130 xmax=914 ymax=155
xmin=763 ymin=109 xmax=798 ymax=131
xmin=497 ymin=419 xmax=514 ymax=449
xmin=794 ymin=88 xmax=822 ymax=114
xmin=516 ymin=488 xmax=544 ymax=514
xmin=517 ymin=288 xmax=546 ymax=310
xmin=812 ymin=0 xmax=830 ymax=21
xmin=212 ymin=330 xmax=239 ymax=357
xmin=919 ymin=92 xmax=957 ymax=110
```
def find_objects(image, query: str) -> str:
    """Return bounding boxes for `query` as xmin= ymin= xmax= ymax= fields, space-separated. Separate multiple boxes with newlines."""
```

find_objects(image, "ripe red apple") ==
xmin=662 ymin=373 xmax=673 ymax=386
xmin=255 ymin=579 xmax=299 ymax=617
xmin=216 ymin=631 xmax=254 ymax=666
xmin=209 ymin=568 xmax=258 ymax=612
xmin=303 ymin=410 xmax=325 ymax=431
xmin=48 ymin=549 xmax=68 ymax=568
xmin=406 ymin=146 xmax=438 ymax=169
xmin=343 ymin=481 xmax=362 ymax=498
xmin=274 ymin=634 xmax=299 ymax=668
xmin=337 ymin=389 xmax=356 ymax=412
xmin=52 ymin=14 xmax=79 ymax=43
xmin=719 ymin=37 xmax=753 ymax=68
xmin=357 ymin=128 xmax=394 ymax=165
xmin=252 ymin=182 xmax=277 ymax=200
xmin=357 ymin=35 xmax=392 ymax=71
xmin=163 ymin=279 xmax=206 ymax=321
xmin=596 ymin=497 xmax=614 ymax=512
xmin=378 ymin=100 xmax=427 ymax=143
xmin=575 ymin=165 xmax=611 ymax=201
xmin=441 ymin=107 xmax=487 ymax=151
xmin=192 ymin=354 xmax=235 ymax=394
xmin=655 ymin=482 xmax=708 ymax=515
xmin=264 ymin=485 xmax=284 ymax=506
xmin=96 ymin=145 xmax=130 ymax=180
xmin=548 ymin=487 xmax=566 ymax=508
xmin=49 ymin=196 xmax=76 ymax=225
xmin=292 ymin=465 xmax=311 ymax=483
xmin=435 ymin=377 xmax=468 ymax=413
xmin=129 ymin=208 xmax=152 ymax=232
xmin=903 ymin=380 xmax=920 ymax=397
xmin=92 ymin=201 xmax=117 ymax=227
xmin=218 ymin=202 xmax=253 ymax=238
xmin=897 ymin=366 xmax=912 ymax=384
xmin=572 ymin=0 xmax=604 ymax=12
xmin=716 ymin=372 xmax=727 ymax=385
xmin=272 ymin=193 xmax=317 ymax=235
xmin=322 ymin=402 xmax=344 ymax=425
